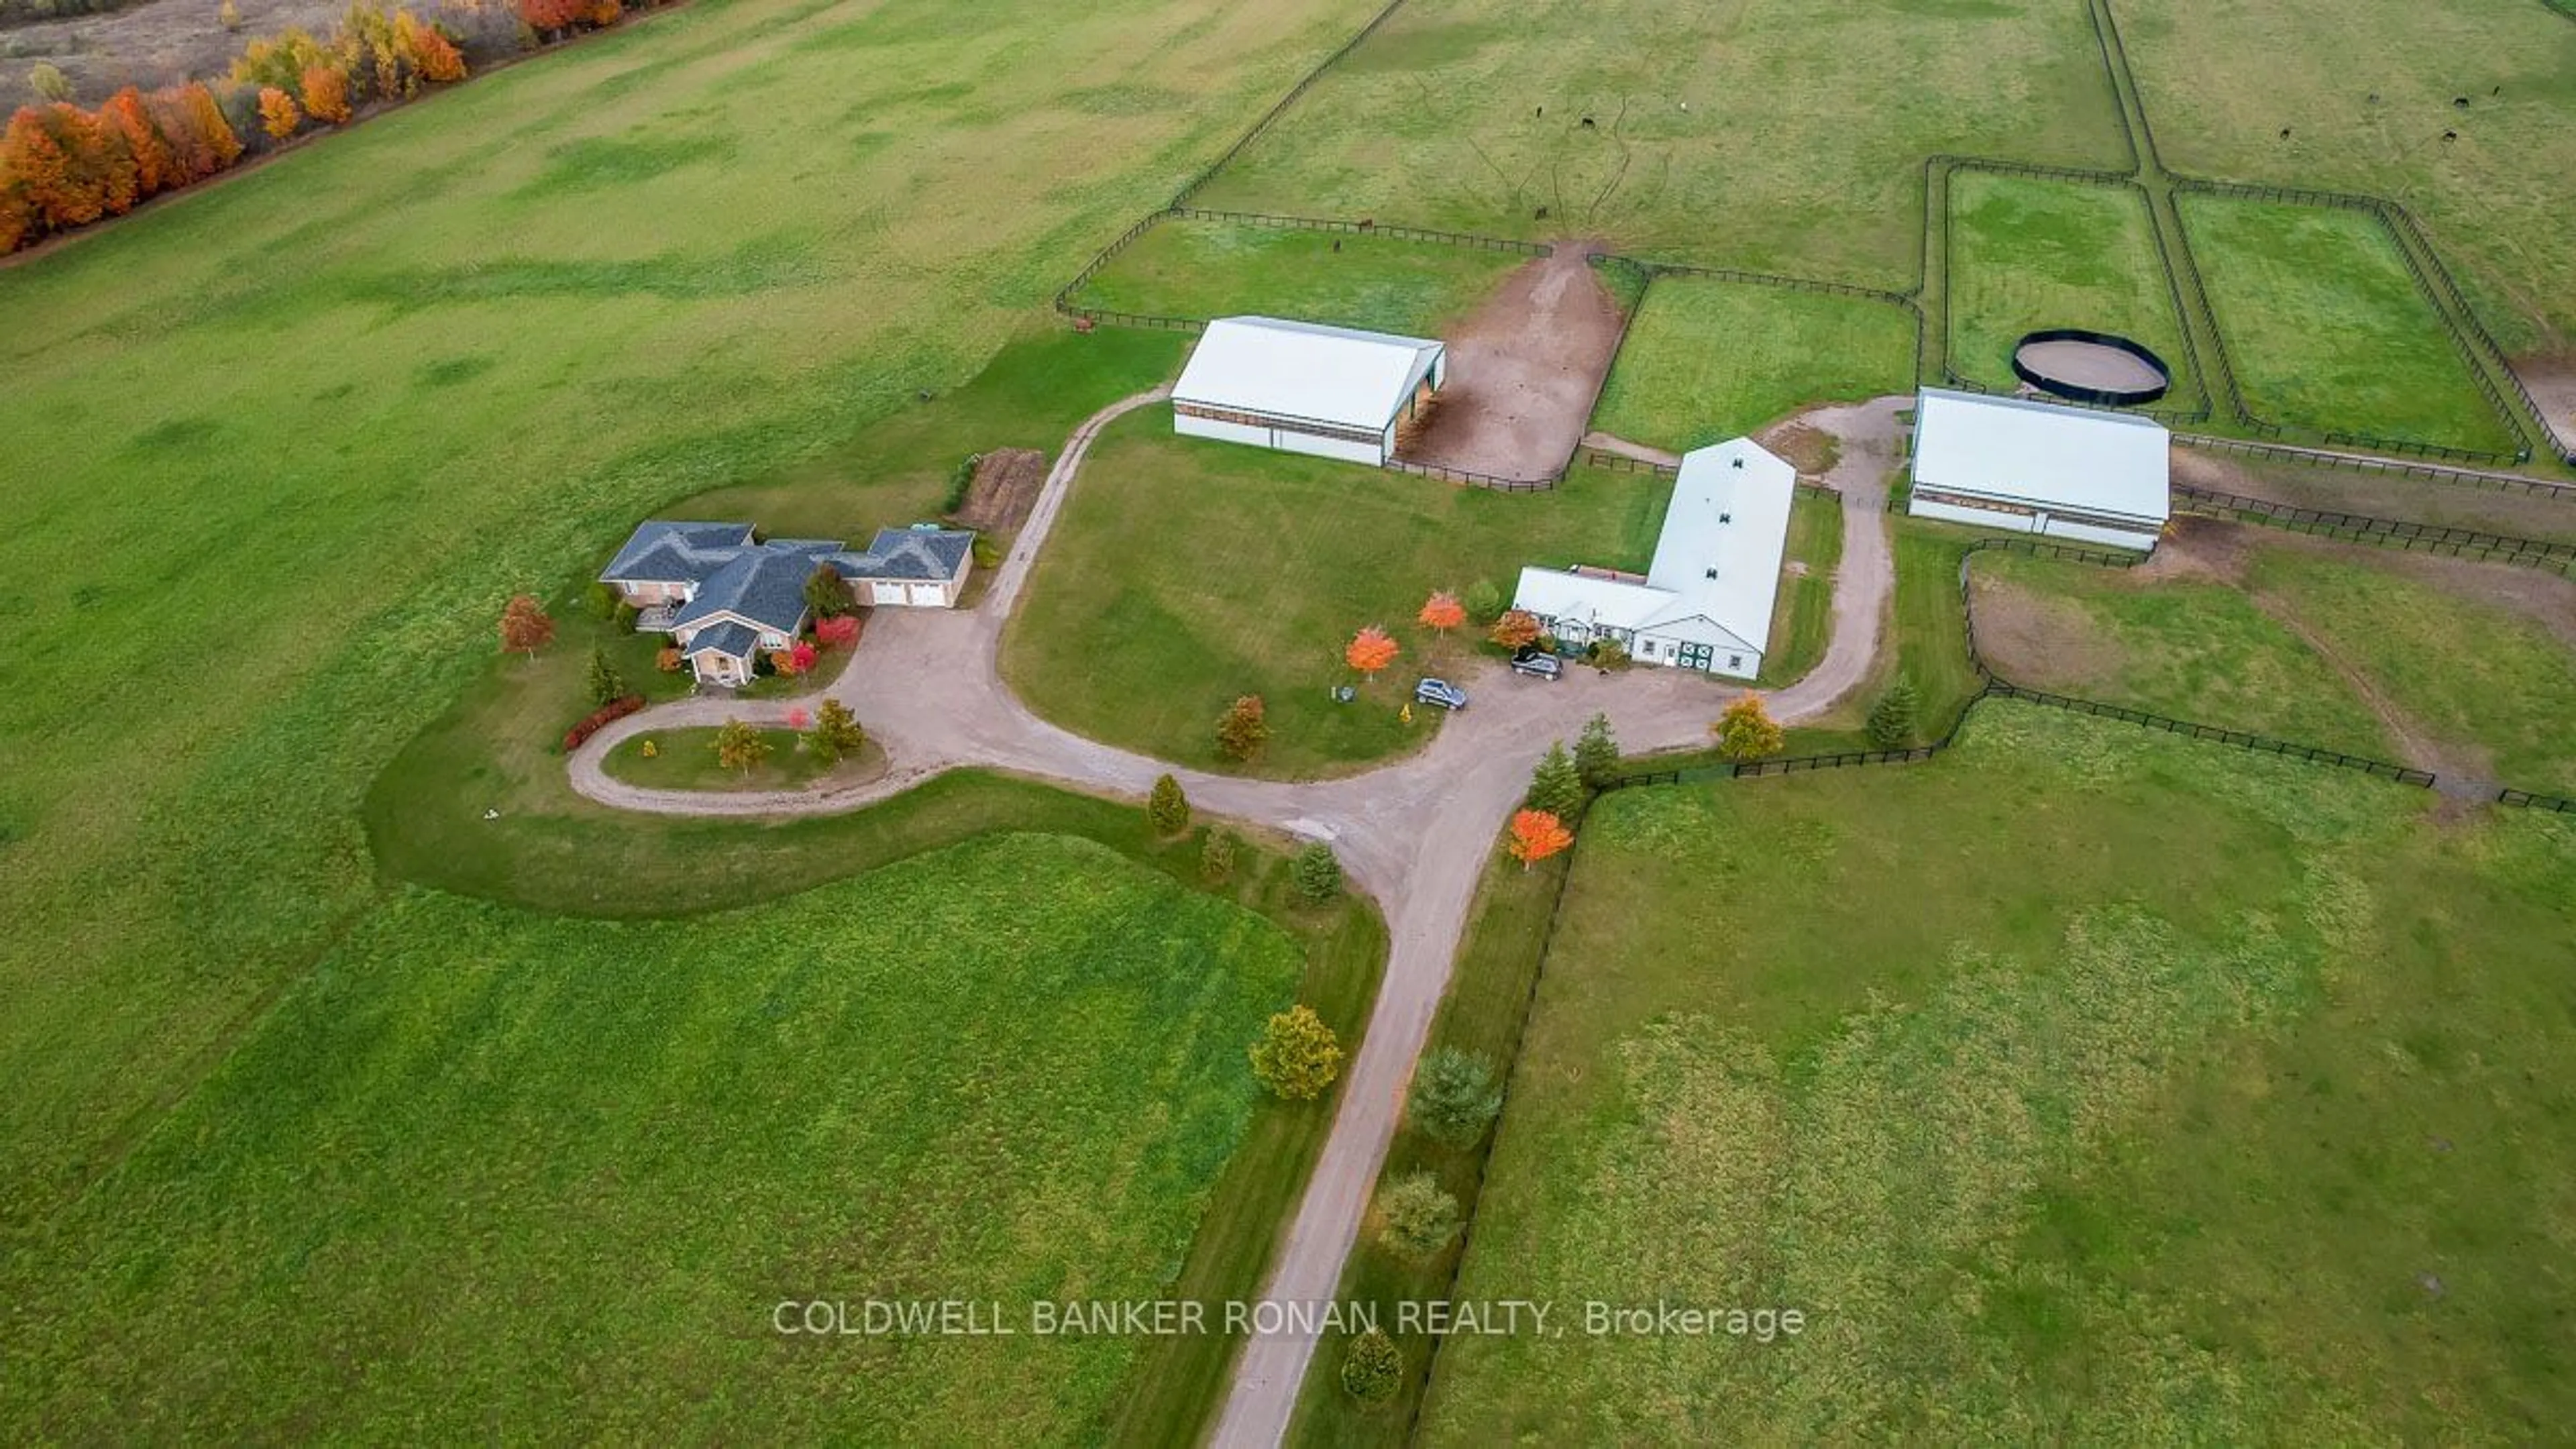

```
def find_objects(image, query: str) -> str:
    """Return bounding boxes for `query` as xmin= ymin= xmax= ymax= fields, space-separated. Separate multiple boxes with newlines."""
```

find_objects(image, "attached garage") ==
xmin=1908 ymin=387 xmax=2171 ymax=551
xmin=1171 ymin=315 xmax=1447 ymax=468
xmin=833 ymin=526 xmax=975 ymax=610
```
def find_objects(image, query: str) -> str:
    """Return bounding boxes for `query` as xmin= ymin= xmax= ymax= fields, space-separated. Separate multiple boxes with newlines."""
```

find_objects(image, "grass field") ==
xmin=2248 ymin=547 xmax=2576 ymax=796
xmin=7 ymin=833 xmax=1309 ymax=1438
xmin=0 ymin=0 xmax=1374 ymax=1252
xmin=2111 ymin=0 xmax=2576 ymax=354
xmin=1004 ymin=423 xmax=1669 ymax=774
xmin=1971 ymin=550 xmax=2391 ymax=755
xmin=601 ymin=724 xmax=883 ymax=791
xmin=1189 ymin=0 xmax=2129 ymax=285
xmin=1070 ymin=215 xmax=1527 ymax=334
xmin=1420 ymin=702 xmax=2576 ymax=1442
xmin=2174 ymin=448 xmax=2576 ymax=546
xmin=1589 ymin=278 xmax=1919 ymax=451
xmin=1944 ymin=172 xmax=2198 ymax=407
xmin=2180 ymin=195 xmax=2518 ymax=453
xmin=1757 ymin=489 xmax=1843 ymax=688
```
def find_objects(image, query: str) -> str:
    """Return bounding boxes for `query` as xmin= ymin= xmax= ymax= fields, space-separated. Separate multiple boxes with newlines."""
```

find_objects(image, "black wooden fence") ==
xmin=2175 ymin=433 xmax=2576 ymax=497
xmin=2171 ymin=486 xmax=2576 ymax=572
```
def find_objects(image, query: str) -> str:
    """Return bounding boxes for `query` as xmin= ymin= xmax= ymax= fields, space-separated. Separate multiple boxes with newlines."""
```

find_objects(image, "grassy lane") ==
xmin=1756 ymin=489 xmax=1844 ymax=688
xmin=1421 ymin=702 xmax=2576 ymax=1440
xmin=1591 ymin=279 xmax=1918 ymax=451
xmin=1006 ymin=427 xmax=1670 ymax=775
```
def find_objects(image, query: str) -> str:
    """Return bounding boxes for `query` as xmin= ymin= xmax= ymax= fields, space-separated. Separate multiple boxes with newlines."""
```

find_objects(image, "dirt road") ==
xmin=1397 ymin=244 xmax=1625 ymax=480
xmin=567 ymin=388 xmax=1906 ymax=1447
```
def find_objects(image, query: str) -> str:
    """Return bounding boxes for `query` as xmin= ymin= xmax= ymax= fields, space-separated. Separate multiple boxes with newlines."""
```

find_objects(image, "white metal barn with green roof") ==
xmin=1907 ymin=386 xmax=2171 ymax=551
xmin=1509 ymin=437 xmax=1796 ymax=680
xmin=1171 ymin=315 xmax=1446 ymax=467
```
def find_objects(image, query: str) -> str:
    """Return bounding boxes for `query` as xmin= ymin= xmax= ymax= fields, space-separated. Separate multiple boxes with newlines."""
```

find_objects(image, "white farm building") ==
xmin=1171 ymin=315 xmax=1446 ymax=467
xmin=1510 ymin=438 xmax=1796 ymax=680
xmin=1908 ymin=387 xmax=2170 ymax=551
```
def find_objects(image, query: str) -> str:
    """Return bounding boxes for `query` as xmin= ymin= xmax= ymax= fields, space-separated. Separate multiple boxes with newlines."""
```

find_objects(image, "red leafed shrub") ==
xmin=562 ymin=694 xmax=644 ymax=751
xmin=788 ymin=640 xmax=818 ymax=674
xmin=814 ymin=614 xmax=860 ymax=649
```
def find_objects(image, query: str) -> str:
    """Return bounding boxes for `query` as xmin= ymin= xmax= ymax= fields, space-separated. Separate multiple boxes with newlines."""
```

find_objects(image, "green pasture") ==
xmin=2180 ymin=195 xmax=2518 ymax=453
xmin=1944 ymin=171 xmax=2198 ymax=407
xmin=2111 ymin=0 xmax=2576 ymax=354
xmin=1004 ymin=424 xmax=1670 ymax=775
xmin=1191 ymin=0 xmax=2129 ymax=286
xmin=1589 ymin=278 xmax=1918 ymax=451
xmin=1071 ymin=215 xmax=1527 ymax=334
xmin=6 ymin=833 xmax=1305 ymax=1439
xmin=1421 ymin=702 xmax=2576 ymax=1442
xmin=2249 ymin=547 xmax=2576 ymax=795
xmin=1757 ymin=488 xmax=1843 ymax=688
xmin=1970 ymin=549 xmax=2391 ymax=755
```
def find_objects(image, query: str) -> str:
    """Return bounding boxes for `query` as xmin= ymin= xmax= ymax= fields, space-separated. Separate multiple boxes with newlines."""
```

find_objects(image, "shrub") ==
xmin=1199 ymin=830 xmax=1236 ymax=885
xmin=584 ymin=646 xmax=627 ymax=708
xmin=1147 ymin=773 xmax=1190 ymax=837
xmin=942 ymin=452 xmax=981 ymax=513
xmin=1248 ymin=1004 xmax=1342 ymax=1099
xmin=1462 ymin=578 xmax=1503 ymax=623
xmin=28 ymin=62 xmax=70 ymax=103
xmin=1290 ymin=843 xmax=1341 ymax=903
xmin=802 ymin=564 xmax=848 ymax=621
xmin=1589 ymin=637 xmax=1630 ymax=671
xmin=1340 ymin=1329 xmax=1402 ymax=1405
xmin=1215 ymin=694 xmax=1269 ymax=761
xmin=654 ymin=646 xmax=683 ymax=673
xmin=1407 ymin=1046 xmax=1502 ymax=1148
xmin=814 ymin=614 xmax=860 ymax=649
xmin=970 ymin=535 xmax=1000 ymax=570
xmin=584 ymin=582 xmax=622 ymax=619
xmin=560 ymin=694 xmax=643 ymax=751
xmin=1712 ymin=693 xmax=1784 ymax=763
xmin=1375 ymin=1170 xmax=1460 ymax=1262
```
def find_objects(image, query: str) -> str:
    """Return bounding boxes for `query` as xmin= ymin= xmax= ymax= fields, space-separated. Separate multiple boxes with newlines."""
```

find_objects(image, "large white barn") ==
xmin=1171 ymin=315 xmax=1446 ymax=467
xmin=1510 ymin=437 xmax=1796 ymax=680
xmin=1907 ymin=387 xmax=2170 ymax=551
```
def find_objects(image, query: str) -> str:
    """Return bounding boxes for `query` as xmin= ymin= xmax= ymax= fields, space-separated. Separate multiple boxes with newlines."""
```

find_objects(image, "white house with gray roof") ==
xmin=599 ymin=519 xmax=975 ymax=686
xmin=1509 ymin=438 xmax=1796 ymax=680
xmin=1172 ymin=315 xmax=1446 ymax=466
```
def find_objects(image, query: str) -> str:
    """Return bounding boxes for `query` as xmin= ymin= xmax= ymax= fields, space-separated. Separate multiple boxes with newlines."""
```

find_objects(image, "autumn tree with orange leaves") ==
xmin=258 ymin=87 xmax=301 ymax=142
xmin=1417 ymin=590 xmax=1465 ymax=635
xmin=498 ymin=594 xmax=555 ymax=659
xmin=1489 ymin=609 xmax=1542 ymax=651
xmin=301 ymin=66 xmax=353 ymax=125
xmin=1507 ymin=809 xmax=1573 ymax=871
xmin=1345 ymin=625 xmax=1399 ymax=678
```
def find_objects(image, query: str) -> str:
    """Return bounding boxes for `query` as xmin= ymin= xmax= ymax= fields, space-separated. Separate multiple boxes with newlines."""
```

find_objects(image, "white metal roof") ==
xmin=1513 ymin=437 xmax=1797 ymax=655
xmin=1172 ymin=316 xmax=1446 ymax=433
xmin=1912 ymin=387 xmax=2170 ymax=522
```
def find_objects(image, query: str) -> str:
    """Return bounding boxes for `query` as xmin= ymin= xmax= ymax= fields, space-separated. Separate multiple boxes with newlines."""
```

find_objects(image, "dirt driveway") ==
xmin=1396 ymin=242 xmax=1623 ymax=480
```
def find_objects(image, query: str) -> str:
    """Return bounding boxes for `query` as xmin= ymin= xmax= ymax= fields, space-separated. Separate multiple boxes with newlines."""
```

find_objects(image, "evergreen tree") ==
xmin=585 ymin=646 xmax=627 ymax=707
xmin=1291 ymin=843 xmax=1342 ymax=902
xmin=1406 ymin=1046 xmax=1503 ymax=1148
xmin=1462 ymin=578 xmax=1503 ymax=623
xmin=1525 ymin=741 xmax=1584 ymax=819
xmin=1866 ymin=676 xmax=1921 ymax=750
xmin=1573 ymin=712 xmax=1621 ymax=788
xmin=1147 ymin=773 xmax=1191 ymax=836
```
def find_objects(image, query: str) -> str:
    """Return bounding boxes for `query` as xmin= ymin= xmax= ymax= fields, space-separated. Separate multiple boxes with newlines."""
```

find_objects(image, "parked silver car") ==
xmin=1414 ymin=678 xmax=1469 ymax=711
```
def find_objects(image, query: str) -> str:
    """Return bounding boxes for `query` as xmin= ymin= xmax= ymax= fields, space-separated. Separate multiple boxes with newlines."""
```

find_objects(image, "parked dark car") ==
xmin=1510 ymin=651 xmax=1562 ymax=680
xmin=1414 ymin=678 xmax=1469 ymax=711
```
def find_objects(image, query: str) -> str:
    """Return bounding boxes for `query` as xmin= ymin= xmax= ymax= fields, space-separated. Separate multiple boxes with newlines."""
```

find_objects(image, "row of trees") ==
xmin=0 ymin=83 xmax=241 ymax=250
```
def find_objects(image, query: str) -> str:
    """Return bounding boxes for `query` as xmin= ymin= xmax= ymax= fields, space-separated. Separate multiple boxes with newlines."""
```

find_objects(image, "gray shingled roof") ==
xmin=682 ymin=620 xmax=759 ymax=661
xmin=834 ymin=527 xmax=974 ymax=583
xmin=669 ymin=545 xmax=824 ymax=637
xmin=598 ymin=521 xmax=759 ymax=584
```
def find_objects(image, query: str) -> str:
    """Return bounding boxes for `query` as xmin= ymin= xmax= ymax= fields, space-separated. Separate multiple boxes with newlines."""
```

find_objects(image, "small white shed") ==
xmin=1511 ymin=438 xmax=1796 ymax=680
xmin=1171 ymin=316 xmax=1446 ymax=467
xmin=1909 ymin=388 xmax=2170 ymax=551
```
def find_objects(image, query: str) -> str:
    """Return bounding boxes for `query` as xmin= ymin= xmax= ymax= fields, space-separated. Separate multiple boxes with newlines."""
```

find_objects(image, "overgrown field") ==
xmin=1421 ymin=702 xmax=2576 ymax=1442
xmin=1589 ymin=278 xmax=1917 ymax=451
xmin=1004 ymin=421 xmax=1669 ymax=774
xmin=2180 ymin=195 xmax=2516 ymax=453
xmin=6 ymin=833 xmax=1305 ymax=1438
xmin=1070 ymin=216 xmax=1525 ymax=335
xmin=0 ymin=0 xmax=1375 ymax=1247
xmin=2110 ymin=0 xmax=2576 ymax=354
xmin=1189 ymin=0 xmax=2129 ymax=284
xmin=1943 ymin=172 xmax=2197 ymax=407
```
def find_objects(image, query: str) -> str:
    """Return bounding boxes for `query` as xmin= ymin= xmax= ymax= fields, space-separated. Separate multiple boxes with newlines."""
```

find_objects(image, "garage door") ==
xmin=905 ymin=582 xmax=947 ymax=607
xmin=871 ymin=581 xmax=906 ymax=605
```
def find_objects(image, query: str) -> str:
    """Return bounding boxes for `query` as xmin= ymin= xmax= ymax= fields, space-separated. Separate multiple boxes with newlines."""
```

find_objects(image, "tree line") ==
xmin=3 ymin=0 xmax=656 ymax=257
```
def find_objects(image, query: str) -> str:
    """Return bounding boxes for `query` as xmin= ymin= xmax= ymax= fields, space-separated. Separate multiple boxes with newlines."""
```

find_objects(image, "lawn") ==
xmin=2249 ymin=547 xmax=2576 ymax=796
xmin=5 ymin=833 xmax=1316 ymax=1439
xmin=2110 ymin=0 xmax=2576 ymax=355
xmin=1070 ymin=215 xmax=1528 ymax=335
xmin=2180 ymin=195 xmax=2518 ymax=453
xmin=1419 ymin=701 xmax=2576 ymax=1442
xmin=0 ymin=0 xmax=1373 ymax=1256
xmin=1970 ymin=549 xmax=2392 ymax=756
xmin=1756 ymin=488 xmax=1843 ymax=688
xmin=1944 ymin=171 xmax=2198 ymax=407
xmin=602 ymin=724 xmax=883 ymax=792
xmin=1189 ymin=0 xmax=2129 ymax=286
xmin=1004 ymin=423 xmax=1670 ymax=775
xmin=1589 ymin=278 xmax=1919 ymax=451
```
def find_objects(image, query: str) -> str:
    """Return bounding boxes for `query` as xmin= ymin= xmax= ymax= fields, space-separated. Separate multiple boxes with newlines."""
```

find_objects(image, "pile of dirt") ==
xmin=952 ymin=447 xmax=1046 ymax=533
xmin=1757 ymin=419 xmax=1841 ymax=477
xmin=1395 ymin=242 xmax=1623 ymax=480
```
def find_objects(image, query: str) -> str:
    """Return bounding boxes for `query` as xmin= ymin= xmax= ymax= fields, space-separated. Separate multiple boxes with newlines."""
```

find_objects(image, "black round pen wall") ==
xmin=2010 ymin=329 xmax=2173 ymax=407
